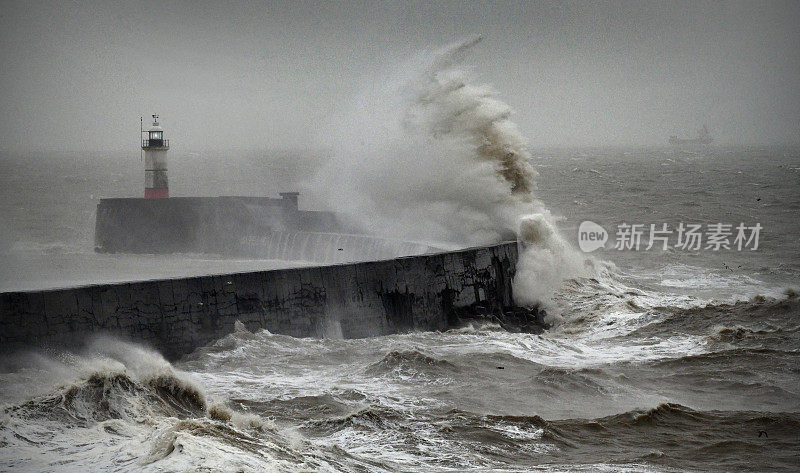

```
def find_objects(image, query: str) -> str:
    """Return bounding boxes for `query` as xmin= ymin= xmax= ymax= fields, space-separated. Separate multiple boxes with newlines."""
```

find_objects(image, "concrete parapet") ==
xmin=0 ymin=242 xmax=519 ymax=359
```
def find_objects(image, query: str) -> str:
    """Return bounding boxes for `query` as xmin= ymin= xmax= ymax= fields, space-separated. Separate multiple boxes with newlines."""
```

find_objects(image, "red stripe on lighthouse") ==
xmin=145 ymin=188 xmax=169 ymax=199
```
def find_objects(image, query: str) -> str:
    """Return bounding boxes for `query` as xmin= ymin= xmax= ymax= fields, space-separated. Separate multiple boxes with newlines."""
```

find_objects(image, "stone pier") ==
xmin=0 ymin=242 xmax=519 ymax=359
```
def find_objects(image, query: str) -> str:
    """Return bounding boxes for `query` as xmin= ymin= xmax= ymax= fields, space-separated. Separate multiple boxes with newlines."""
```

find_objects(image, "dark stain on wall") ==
xmin=0 ymin=242 xmax=519 ymax=360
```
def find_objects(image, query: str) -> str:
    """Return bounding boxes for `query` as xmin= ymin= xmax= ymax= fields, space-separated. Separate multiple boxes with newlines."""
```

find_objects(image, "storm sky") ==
xmin=1 ymin=0 xmax=798 ymax=152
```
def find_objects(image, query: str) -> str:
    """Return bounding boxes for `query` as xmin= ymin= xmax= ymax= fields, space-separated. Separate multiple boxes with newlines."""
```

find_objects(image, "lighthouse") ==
xmin=142 ymin=114 xmax=170 ymax=198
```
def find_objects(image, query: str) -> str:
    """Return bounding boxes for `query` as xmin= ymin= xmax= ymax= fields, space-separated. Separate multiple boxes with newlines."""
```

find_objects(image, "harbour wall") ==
xmin=0 ymin=242 xmax=519 ymax=359
xmin=94 ymin=196 xmax=357 ymax=254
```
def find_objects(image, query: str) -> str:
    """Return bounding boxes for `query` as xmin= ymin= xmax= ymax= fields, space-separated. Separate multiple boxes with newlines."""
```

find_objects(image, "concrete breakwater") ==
xmin=94 ymin=196 xmax=355 ymax=254
xmin=0 ymin=242 xmax=519 ymax=359
xmin=238 ymin=232 xmax=440 ymax=264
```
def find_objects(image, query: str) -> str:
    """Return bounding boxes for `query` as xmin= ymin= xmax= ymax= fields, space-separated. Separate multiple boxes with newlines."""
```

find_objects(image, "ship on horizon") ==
xmin=669 ymin=125 xmax=713 ymax=146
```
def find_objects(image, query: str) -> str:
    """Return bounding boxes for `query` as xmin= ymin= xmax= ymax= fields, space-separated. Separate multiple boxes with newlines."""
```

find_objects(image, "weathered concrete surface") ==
xmin=0 ymin=242 xmax=519 ymax=359
xmin=94 ymin=196 xmax=357 ymax=254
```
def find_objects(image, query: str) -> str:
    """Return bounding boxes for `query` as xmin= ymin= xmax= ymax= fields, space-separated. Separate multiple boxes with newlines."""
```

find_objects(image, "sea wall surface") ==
xmin=94 ymin=196 xmax=354 ymax=254
xmin=238 ymin=232 xmax=441 ymax=264
xmin=0 ymin=242 xmax=518 ymax=359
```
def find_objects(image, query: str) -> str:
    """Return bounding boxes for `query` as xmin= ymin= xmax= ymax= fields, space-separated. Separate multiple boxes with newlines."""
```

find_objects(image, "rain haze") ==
xmin=1 ymin=0 xmax=799 ymax=152
xmin=2 ymin=2 xmax=800 ymax=473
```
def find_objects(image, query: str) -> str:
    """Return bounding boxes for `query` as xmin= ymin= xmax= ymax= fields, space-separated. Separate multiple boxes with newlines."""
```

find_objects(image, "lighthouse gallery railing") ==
xmin=142 ymin=139 xmax=170 ymax=148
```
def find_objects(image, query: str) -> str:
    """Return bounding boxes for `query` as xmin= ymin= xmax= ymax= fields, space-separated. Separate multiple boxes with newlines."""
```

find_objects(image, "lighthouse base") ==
xmin=94 ymin=195 xmax=355 ymax=254
xmin=145 ymin=188 xmax=169 ymax=199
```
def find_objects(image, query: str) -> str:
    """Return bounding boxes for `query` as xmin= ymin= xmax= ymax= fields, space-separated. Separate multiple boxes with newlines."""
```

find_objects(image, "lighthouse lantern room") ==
xmin=142 ymin=114 xmax=170 ymax=198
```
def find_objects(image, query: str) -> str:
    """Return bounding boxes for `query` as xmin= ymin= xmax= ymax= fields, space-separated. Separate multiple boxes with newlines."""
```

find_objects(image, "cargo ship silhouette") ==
xmin=669 ymin=125 xmax=712 ymax=145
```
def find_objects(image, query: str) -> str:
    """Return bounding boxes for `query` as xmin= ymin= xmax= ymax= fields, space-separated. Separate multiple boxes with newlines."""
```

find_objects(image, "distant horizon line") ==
xmin=4 ymin=143 xmax=800 ymax=155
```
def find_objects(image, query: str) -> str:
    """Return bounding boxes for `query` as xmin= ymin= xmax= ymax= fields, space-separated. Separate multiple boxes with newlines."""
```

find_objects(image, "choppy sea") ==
xmin=1 ymin=146 xmax=799 ymax=472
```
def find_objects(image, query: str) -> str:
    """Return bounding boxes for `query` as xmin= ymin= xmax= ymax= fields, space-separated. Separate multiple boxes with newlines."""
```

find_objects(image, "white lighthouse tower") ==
xmin=141 ymin=114 xmax=170 ymax=198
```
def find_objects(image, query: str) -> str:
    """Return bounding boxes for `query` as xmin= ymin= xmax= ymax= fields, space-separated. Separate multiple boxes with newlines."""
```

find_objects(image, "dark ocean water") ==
xmin=1 ymin=146 xmax=799 ymax=472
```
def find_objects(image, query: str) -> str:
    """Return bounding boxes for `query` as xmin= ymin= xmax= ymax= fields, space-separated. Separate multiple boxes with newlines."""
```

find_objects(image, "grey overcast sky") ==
xmin=1 ymin=0 xmax=798 ymax=152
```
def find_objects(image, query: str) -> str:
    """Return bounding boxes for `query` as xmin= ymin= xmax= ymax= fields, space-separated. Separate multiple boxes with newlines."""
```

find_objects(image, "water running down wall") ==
xmin=0 ymin=242 xmax=519 ymax=359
